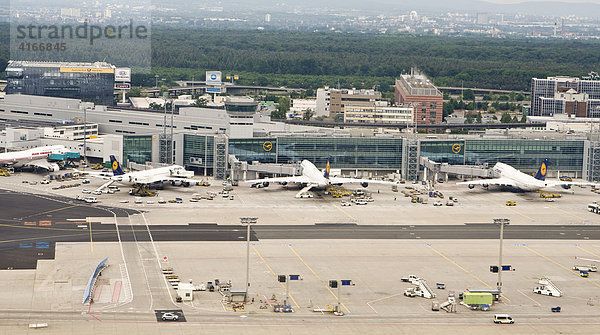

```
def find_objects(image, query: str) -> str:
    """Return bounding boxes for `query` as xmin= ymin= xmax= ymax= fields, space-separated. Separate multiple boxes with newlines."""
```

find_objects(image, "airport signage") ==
xmin=206 ymin=87 xmax=222 ymax=94
xmin=60 ymin=67 xmax=114 ymax=74
xmin=114 ymin=67 xmax=131 ymax=82
xmin=206 ymin=71 xmax=222 ymax=85
xmin=114 ymin=83 xmax=131 ymax=89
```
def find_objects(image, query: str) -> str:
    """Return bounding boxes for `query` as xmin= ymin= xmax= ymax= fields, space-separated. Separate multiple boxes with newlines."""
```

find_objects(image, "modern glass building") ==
xmin=229 ymin=138 xmax=277 ymax=163
xmin=276 ymin=137 xmax=403 ymax=170
xmin=5 ymin=61 xmax=115 ymax=106
xmin=183 ymin=134 xmax=215 ymax=173
xmin=123 ymin=135 xmax=153 ymax=165
xmin=464 ymin=139 xmax=584 ymax=171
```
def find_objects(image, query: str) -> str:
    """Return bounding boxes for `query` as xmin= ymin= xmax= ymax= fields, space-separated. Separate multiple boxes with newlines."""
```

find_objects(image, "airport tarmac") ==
xmin=1 ymin=239 xmax=600 ymax=334
xmin=1 ymin=170 xmax=599 ymax=227
xmin=1 ymin=170 xmax=600 ymax=333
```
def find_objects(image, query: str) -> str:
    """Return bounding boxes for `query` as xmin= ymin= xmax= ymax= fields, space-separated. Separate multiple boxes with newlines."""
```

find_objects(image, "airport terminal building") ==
xmin=1 ymin=94 xmax=600 ymax=182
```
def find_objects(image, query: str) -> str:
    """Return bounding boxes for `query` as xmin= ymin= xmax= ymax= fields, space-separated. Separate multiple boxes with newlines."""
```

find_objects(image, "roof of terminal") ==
xmin=7 ymin=61 xmax=114 ymax=69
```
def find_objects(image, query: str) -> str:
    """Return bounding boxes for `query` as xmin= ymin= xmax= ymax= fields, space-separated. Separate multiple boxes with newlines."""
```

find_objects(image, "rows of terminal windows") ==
xmin=11 ymin=110 xmax=28 ymax=114
xmin=155 ymin=124 xmax=177 ymax=128
xmin=109 ymin=119 xmax=122 ymax=123
xmin=115 ymin=129 xmax=136 ymax=134
xmin=129 ymin=121 xmax=149 ymax=126
xmin=33 ymin=112 xmax=53 ymax=116
xmin=183 ymin=134 xmax=214 ymax=167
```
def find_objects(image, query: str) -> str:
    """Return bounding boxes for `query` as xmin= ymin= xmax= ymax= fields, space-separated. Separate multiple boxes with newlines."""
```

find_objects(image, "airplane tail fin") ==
xmin=323 ymin=157 xmax=331 ymax=179
xmin=110 ymin=155 xmax=125 ymax=176
xmin=534 ymin=159 xmax=549 ymax=181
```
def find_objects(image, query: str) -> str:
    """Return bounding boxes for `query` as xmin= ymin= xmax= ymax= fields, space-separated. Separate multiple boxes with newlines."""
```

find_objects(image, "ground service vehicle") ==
xmin=493 ymin=314 xmax=514 ymax=324
xmin=506 ymin=201 xmax=516 ymax=206
xmin=573 ymin=265 xmax=597 ymax=272
xmin=161 ymin=312 xmax=179 ymax=321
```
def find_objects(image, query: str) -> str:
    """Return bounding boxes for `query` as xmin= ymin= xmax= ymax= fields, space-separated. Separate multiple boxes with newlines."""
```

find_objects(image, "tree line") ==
xmin=1 ymin=24 xmax=599 ymax=91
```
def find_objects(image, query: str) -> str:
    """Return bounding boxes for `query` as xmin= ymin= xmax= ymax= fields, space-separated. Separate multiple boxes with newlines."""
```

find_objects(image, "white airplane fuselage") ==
xmin=0 ymin=145 xmax=66 ymax=167
xmin=111 ymin=165 xmax=193 ymax=185
xmin=300 ymin=160 xmax=329 ymax=187
xmin=493 ymin=162 xmax=549 ymax=191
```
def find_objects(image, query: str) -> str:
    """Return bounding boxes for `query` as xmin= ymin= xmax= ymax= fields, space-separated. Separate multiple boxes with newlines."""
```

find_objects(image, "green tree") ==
xmin=126 ymin=87 xmax=142 ymax=98
xmin=303 ymin=110 xmax=315 ymax=120
xmin=463 ymin=89 xmax=475 ymax=101
xmin=192 ymin=97 xmax=208 ymax=107
xmin=270 ymin=109 xmax=286 ymax=119
xmin=277 ymin=96 xmax=290 ymax=114
xmin=465 ymin=114 xmax=474 ymax=124
xmin=500 ymin=112 xmax=512 ymax=123
xmin=476 ymin=111 xmax=482 ymax=123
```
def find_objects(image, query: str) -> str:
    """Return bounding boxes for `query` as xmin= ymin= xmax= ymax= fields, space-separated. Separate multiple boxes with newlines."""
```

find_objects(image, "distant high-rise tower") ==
xmin=476 ymin=13 xmax=488 ymax=25
xmin=265 ymin=13 xmax=271 ymax=23
xmin=409 ymin=11 xmax=419 ymax=22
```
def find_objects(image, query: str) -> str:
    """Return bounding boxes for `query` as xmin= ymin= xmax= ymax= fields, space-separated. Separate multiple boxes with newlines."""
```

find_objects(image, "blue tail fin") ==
xmin=534 ymin=159 xmax=549 ymax=181
xmin=110 ymin=155 xmax=125 ymax=176
xmin=323 ymin=157 xmax=331 ymax=179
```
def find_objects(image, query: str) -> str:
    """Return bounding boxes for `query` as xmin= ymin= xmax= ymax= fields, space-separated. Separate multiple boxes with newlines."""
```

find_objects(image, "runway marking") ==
xmin=23 ymin=221 xmax=36 ymax=226
xmin=523 ymin=246 xmax=600 ymax=290
xmin=517 ymin=289 xmax=541 ymax=306
xmin=426 ymin=245 xmax=511 ymax=302
xmin=288 ymin=245 xmax=351 ymax=313
xmin=576 ymin=245 xmax=600 ymax=258
xmin=252 ymin=245 xmax=300 ymax=309
xmin=88 ymin=217 xmax=93 ymax=253
xmin=19 ymin=204 xmax=80 ymax=220
xmin=0 ymin=233 xmax=88 ymax=245
xmin=366 ymin=293 xmax=404 ymax=314
xmin=38 ymin=220 xmax=52 ymax=226
xmin=331 ymin=204 xmax=357 ymax=222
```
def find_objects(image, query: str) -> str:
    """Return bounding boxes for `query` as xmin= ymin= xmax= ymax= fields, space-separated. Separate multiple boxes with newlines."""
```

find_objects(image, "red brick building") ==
xmin=395 ymin=72 xmax=443 ymax=125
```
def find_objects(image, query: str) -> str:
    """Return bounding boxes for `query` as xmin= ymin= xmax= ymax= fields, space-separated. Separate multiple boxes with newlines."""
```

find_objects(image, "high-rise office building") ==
xmin=394 ymin=71 xmax=443 ymax=124
xmin=5 ymin=61 xmax=116 ymax=106
xmin=531 ymin=76 xmax=600 ymax=117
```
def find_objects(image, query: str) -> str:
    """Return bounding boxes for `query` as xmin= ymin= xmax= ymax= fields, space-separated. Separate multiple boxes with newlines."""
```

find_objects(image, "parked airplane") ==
xmin=0 ymin=145 xmax=66 ymax=172
xmin=78 ymin=155 xmax=200 ymax=190
xmin=458 ymin=159 xmax=597 ymax=192
xmin=245 ymin=159 xmax=397 ymax=197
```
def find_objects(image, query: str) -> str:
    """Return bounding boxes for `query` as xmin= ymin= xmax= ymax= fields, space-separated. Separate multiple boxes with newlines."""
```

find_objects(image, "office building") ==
xmin=315 ymin=87 xmax=382 ymax=119
xmin=394 ymin=71 xmax=443 ymax=125
xmin=344 ymin=103 xmax=414 ymax=125
xmin=5 ymin=61 xmax=116 ymax=105
xmin=531 ymin=76 xmax=600 ymax=117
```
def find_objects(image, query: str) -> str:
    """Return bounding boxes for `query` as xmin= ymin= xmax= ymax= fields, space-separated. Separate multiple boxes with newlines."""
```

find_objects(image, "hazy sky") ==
xmin=486 ymin=0 xmax=600 ymax=3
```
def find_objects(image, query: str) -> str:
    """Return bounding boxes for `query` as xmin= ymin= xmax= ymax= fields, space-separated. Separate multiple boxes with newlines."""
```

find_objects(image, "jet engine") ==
xmin=361 ymin=182 xmax=369 ymax=188
xmin=279 ymin=182 xmax=287 ymax=186
xmin=262 ymin=182 xmax=270 ymax=187
xmin=468 ymin=184 xmax=475 ymax=189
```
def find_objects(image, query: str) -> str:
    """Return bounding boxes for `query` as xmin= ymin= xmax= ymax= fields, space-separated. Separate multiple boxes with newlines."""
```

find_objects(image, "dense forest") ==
xmin=2 ymin=23 xmax=600 ymax=91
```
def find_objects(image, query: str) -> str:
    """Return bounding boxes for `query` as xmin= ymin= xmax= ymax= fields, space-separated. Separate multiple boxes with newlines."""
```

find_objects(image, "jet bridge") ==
xmin=421 ymin=157 xmax=495 ymax=182
xmin=229 ymin=155 xmax=302 ymax=182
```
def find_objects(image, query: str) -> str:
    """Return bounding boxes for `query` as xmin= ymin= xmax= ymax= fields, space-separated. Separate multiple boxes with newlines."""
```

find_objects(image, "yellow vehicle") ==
xmin=540 ymin=192 xmax=561 ymax=198
xmin=332 ymin=193 xmax=342 ymax=198
xmin=91 ymin=164 xmax=104 ymax=170
xmin=506 ymin=201 xmax=517 ymax=206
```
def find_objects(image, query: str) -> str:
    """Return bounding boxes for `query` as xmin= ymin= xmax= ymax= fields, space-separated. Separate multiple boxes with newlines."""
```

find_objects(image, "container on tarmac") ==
xmin=463 ymin=292 xmax=493 ymax=306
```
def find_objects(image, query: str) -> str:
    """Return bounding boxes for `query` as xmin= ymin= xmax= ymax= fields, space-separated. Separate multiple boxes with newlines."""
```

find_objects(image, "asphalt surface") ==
xmin=2 ymin=188 xmax=600 ymax=269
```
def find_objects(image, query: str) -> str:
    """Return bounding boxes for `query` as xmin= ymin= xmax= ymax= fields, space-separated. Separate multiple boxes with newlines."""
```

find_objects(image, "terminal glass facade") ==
xmin=183 ymin=134 xmax=214 ymax=169
xmin=465 ymin=139 xmax=584 ymax=172
xmin=420 ymin=140 xmax=465 ymax=165
xmin=229 ymin=138 xmax=277 ymax=163
xmin=276 ymin=137 xmax=402 ymax=169
xmin=123 ymin=135 xmax=152 ymax=165
xmin=5 ymin=64 xmax=115 ymax=106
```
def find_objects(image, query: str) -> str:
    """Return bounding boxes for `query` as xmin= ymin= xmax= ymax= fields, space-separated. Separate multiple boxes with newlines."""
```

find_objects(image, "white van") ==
xmin=84 ymin=197 xmax=98 ymax=203
xmin=493 ymin=314 xmax=514 ymax=324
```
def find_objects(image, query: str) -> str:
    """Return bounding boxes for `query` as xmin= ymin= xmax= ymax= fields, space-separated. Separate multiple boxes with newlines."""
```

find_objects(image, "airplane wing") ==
xmin=328 ymin=177 xmax=397 ymax=185
xmin=244 ymin=176 xmax=313 ymax=184
xmin=23 ymin=159 xmax=60 ymax=172
xmin=74 ymin=169 xmax=115 ymax=180
xmin=544 ymin=180 xmax=600 ymax=188
xmin=457 ymin=178 xmax=517 ymax=187
xmin=142 ymin=176 xmax=202 ymax=185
